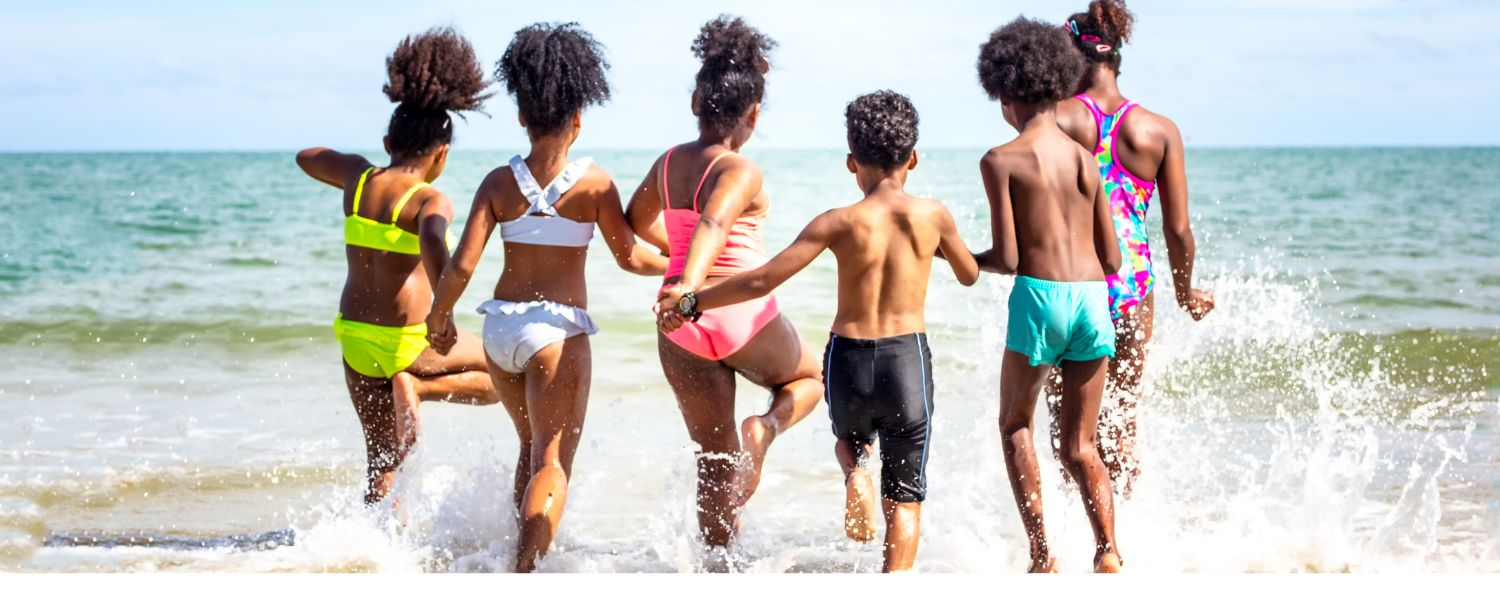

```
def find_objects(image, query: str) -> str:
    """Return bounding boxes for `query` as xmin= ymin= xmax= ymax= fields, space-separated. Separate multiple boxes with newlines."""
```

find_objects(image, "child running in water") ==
xmin=659 ymin=91 xmax=979 ymax=572
xmin=297 ymin=27 xmax=498 ymax=505
xmin=426 ymin=23 xmax=666 ymax=572
xmin=972 ymin=18 xmax=1124 ymax=572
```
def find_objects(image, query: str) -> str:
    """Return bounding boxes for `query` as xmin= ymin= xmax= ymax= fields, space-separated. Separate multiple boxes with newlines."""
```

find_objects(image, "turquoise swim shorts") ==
xmin=1005 ymin=276 xmax=1116 ymax=367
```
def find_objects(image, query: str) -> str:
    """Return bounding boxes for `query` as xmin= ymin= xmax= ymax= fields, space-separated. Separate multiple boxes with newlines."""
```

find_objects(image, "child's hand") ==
xmin=655 ymin=286 xmax=689 ymax=333
xmin=425 ymin=311 xmax=458 ymax=354
xmin=1178 ymin=288 xmax=1215 ymax=321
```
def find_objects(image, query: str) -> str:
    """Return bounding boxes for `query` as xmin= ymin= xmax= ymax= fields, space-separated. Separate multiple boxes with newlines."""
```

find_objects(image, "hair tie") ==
xmin=1064 ymin=19 xmax=1080 ymax=36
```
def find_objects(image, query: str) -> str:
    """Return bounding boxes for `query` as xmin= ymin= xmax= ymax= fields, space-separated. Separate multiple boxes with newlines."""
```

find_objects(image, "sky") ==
xmin=1 ymin=0 xmax=1496 ymax=151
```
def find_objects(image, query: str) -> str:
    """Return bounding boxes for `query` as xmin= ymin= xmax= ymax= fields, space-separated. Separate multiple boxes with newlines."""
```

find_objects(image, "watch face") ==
xmin=679 ymin=294 xmax=695 ymax=314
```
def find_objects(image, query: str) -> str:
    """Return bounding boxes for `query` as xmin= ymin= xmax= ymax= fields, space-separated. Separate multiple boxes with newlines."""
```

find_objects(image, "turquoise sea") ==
xmin=0 ymin=148 xmax=1496 ymax=571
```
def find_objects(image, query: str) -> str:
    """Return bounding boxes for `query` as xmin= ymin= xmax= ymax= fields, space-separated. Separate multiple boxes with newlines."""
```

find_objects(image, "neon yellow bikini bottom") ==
xmin=332 ymin=314 xmax=429 ymax=379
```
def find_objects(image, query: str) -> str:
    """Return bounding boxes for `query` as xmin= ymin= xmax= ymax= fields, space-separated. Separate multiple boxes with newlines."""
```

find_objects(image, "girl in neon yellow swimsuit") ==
xmin=296 ymin=27 xmax=499 ymax=504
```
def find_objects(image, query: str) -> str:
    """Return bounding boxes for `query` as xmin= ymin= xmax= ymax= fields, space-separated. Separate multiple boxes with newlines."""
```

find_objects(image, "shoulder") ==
xmin=807 ymin=206 xmax=851 ymax=234
xmin=412 ymin=182 xmax=453 ymax=216
xmin=981 ymin=144 xmax=1027 ymax=173
xmin=1058 ymin=95 xmax=1089 ymax=115
xmin=1123 ymin=104 xmax=1181 ymax=145
xmin=1055 ymin=97 xmax=1092 ymax=129
xmin=576 ymin=162 xmax=620 ymax=201
xmin=480 ymin=163 xmax=517 ymax=188
xmin=718 ymin=153 xmax=764 ymax=182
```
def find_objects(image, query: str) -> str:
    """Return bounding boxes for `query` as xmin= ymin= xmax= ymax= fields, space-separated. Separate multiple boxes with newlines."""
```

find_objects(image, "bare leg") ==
xmin=1044 ymin=368 xmax=1067 ymax=484
xmin=514 ymin=335 xmax=591 ymax=573
xmin=725 ymin=315 xmax=825 ymax=506
xmin=835 ymin=438 xmax=878 ymax=542
xmin=388 ymin=329 xmax=500 ymax=456
xmin=998 ymin=350 xmax=1057 ymax=573
xmin=659 ymin=333 xmax=741 ymax=548
xmin=1058 ymin=357 xmax=1122 ymax=572
xmin=343 ymin=363 xmax=400 ymax=505
xmin=485 ymin=359 xmax=532 ymax=511
xmin=1102 ymin=295 xmax=1153 ymax=496
xmin=881 ymin=499 xmax=922 ymax=572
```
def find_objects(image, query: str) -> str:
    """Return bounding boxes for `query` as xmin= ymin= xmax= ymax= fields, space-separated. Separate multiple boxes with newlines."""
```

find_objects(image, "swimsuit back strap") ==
xmin=538 ymin=158 xmax=594 ymax=215
xmin=660 ymin=146 xmax=677 ymax=211
xmin=1106 ymin=101 xmax=1138 ymax=141
xmin=692 ymin=152 xmax=733 ymax=212
xmin=509 ymin=154 xmax=594 ymax=216
xmin=1074 ymin=94 xmax=1108 ymax=149
xmin=350 ymin=167 xmax=375 ymax=214
xmin=388 ymin=181 xmax=430 ymax=225
xmin=509 ymin=154 xmax=545 ymax=213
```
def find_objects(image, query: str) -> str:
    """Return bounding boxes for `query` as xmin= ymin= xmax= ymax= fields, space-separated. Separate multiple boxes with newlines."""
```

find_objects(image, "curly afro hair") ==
xmin=496 ymin=22 xmax=612 ymax=137
xmin=844 ymin=91 xmax=919 ymax=170
xmin=976 ymin=17 xmax=1086 ymax=105
xmin=1066 ymin=0 xmax=1134 ymax=72
xmin=691 ymin=15 xmax=776 ymax=136
xmin=383 ymin=26 xmax=493 ymax=158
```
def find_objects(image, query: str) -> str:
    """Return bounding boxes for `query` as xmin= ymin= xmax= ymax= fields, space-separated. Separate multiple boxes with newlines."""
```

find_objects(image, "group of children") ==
xmin=657 ymin=18 xmax=1125 ymax=572
xmin=301 ymin=0 xmax=1213 ymax=574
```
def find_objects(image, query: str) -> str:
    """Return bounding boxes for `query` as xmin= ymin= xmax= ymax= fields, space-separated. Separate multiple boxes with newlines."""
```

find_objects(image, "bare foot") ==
xmin=1094 ymin=551 xmax=1123 ymax=573
xmin=1028 ymin=556 xmax=1059 ymax=573
xmin=391 ymin=372 xmax=422 ymax=454
xmin=843 ymin=470 xmax=879 ymax=542
xmin=734 ymin=415 xmax=776 ymax=507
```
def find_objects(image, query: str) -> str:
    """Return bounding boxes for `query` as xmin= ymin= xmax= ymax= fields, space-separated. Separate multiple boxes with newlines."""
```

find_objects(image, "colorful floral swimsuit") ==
xmin=1076 ymin=94 xmax=1156 ymax=322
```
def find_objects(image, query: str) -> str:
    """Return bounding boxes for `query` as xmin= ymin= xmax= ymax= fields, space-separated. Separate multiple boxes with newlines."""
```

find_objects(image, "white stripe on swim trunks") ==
xmin=915 ymin=333 xmax=930 ymax=488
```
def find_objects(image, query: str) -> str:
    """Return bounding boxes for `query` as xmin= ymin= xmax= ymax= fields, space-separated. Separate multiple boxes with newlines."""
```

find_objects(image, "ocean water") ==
xmin=0 ymin=148 xmax=1496 ymax=573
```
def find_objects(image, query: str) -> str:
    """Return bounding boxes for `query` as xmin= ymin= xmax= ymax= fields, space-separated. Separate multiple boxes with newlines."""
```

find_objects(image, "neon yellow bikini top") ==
xmin=344 ymin=167 xmax=455 ymax=255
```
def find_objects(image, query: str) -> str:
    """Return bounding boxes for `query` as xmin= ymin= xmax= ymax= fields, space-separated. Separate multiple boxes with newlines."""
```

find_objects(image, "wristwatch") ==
xmin=677 ymin=291 xmax=703 ymax=322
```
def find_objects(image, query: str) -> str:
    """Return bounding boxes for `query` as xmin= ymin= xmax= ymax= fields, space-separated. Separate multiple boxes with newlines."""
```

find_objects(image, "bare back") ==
xmin=985 ymin=128 xmax=1112 ymax=283
xmin=824 ymin=194 xmax=948 ymax=339
xmin=481 ymin=161 xmax=615 ymax=309
xmin=1057 ymin=96 xmax=1172 ymax=182
xmin=339 ymin=169 xmax=444 ymax=327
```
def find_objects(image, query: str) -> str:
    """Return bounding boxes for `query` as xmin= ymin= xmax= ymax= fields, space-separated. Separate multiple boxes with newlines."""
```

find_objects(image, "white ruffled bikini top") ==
xmin=498 ymin=155 xmax=596 ymax=248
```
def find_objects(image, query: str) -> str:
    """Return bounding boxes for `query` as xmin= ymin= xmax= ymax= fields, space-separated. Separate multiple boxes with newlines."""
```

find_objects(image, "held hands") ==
xmin=1178 ymin=288 xmax=1215 ymax=321
xmin=654 ymin=285 xmax=689 ymax=333
xmin=425 ymin=310 xmax=458 ymax=354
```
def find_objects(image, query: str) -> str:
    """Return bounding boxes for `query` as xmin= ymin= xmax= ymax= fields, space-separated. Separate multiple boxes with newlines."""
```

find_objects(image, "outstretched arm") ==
xmin=656 ymin=211 xmax=837 ymax=331
xmin=935 ymin=205 xmax=980 ymax=286
xmin=972 ymin=152 xmax=1018 ymax=274
xmin=426 ymin=173 xmax=500 ymax=352
xmin=624 ymin=156 xmax=670 ymax=254
xmin=1156 ymin=119 xmax=1214 ymax=320
xmin=295 ymin=147 xmax=371 ymax=189
xmin=597 ymin=176 xmax=668 ymax=276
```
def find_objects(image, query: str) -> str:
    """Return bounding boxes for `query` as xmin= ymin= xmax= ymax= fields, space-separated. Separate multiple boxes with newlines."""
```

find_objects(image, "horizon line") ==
xmin=3 ymin=144 xmax=1498 ymax=155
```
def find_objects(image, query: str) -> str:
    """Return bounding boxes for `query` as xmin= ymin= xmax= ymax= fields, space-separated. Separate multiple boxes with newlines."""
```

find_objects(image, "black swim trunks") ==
xmin=822 ymin=331 xmax=933 ymax=503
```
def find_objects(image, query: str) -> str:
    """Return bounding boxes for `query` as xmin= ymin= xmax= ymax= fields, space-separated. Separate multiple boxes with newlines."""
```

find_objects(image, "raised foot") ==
xmin=391 ymin=372 xmax=422 ymax=454
xmin=1094 ymin=551 xmax=1124 ymax=573
xmin=1028 ymin=556 xmax=1059 ymax=573
xmin=734 ymin=415 xmax=776 ymax=507
xmin=843 ymin=470 xmax=879 ymax=542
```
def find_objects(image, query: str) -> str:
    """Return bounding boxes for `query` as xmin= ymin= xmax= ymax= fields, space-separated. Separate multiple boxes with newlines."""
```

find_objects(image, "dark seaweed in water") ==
xmin=44 ymin=528 xmax=295 ymax=551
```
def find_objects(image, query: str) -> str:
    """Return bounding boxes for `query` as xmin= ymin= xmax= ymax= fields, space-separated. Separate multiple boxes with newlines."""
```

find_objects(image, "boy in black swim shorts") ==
xmin=658 ymin=91 xmax=980 ymax=571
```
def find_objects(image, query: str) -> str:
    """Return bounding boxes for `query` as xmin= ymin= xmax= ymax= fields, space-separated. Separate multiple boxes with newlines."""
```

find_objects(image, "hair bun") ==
xmin=692 ymin=15 xmax=775 ymax=75
xmin=1089 ymin=0 xmax=1134 ymax=45
xmin=383 ymin=26 xmax=493 ymax=114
